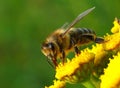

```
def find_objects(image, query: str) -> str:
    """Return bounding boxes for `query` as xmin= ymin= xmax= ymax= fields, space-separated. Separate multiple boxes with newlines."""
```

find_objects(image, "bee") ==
xmin=41 ymin=7 xmax=104 ymax=68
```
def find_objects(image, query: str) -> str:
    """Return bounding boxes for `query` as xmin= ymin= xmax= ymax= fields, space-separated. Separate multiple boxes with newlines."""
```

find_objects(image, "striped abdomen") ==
xmin=68 ymin=28 xmax=103 ymax=48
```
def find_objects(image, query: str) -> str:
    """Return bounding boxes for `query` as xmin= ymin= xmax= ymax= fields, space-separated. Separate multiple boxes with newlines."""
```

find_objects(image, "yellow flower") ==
xmin=87 ymin=44 xmax=108 ymax=65
xmin=45 ymin=80 xmax=66 ymax=88
xmin=111 ymin=18 xmax=120 ymax=33
xmin=100 ymin=52 xmax=120 ymax=88
xmin=103 ymin=32 xmax=120 ymax=51
xmin=55 ymin=50 xmax=95 ymax=83
xmin=103 ymin=18 xmax=120 ymax=51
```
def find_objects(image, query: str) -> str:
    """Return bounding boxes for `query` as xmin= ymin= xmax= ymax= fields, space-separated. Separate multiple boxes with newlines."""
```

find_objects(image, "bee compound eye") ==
xmin=47 ymin=43 xmax=55 ymax=51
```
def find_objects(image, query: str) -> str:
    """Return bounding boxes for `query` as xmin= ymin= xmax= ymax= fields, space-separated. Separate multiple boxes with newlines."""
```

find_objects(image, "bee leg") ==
xmin=46 ymin=58 xmax=55 ymax=68
xmin=74 ymin=46 xmax=80 ymax=56
xmin=61 ymin=50 xmax=65 ymax=64
xmin=52 ymin=58 xmax=58 ymax=67
xmin=71 ymin=39 xmax=80 ymax=55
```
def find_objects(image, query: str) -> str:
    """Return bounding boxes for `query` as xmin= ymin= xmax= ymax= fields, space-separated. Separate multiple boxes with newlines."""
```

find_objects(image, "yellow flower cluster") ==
xmin=87 ymin=44 xmax=108 ymax=66
xmin=103 ymin=18 xmax=120 ymax=51
xmin=103 ymin=32 xmax=120 ymax=51
xmin=55 ymin=51 xmax=95 ymax=83
xmin=100 ymin=18 xmax=120 ymax=88
xmin=100 ymin=52 xmax=120 ymax=88
xmin=45 ymin=18 xmax=120 ymax=88
xmin=111 ymin=18 xmax=120 ymax=33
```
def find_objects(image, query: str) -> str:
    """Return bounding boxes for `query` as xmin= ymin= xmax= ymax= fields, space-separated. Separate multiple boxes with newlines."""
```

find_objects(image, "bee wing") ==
xmin=61 ymin=22 xmax=69 ymax=29
xmin=62 ymin=7 xmax=95 ymax=36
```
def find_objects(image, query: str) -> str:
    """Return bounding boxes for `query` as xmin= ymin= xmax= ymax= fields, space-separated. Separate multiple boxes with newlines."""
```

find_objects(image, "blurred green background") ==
xmin=0 ymin=0 xmax=120 ymax=88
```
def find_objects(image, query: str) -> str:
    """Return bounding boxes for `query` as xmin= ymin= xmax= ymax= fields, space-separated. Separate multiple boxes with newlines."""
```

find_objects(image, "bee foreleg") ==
xmin=74 ymin=46 xmax=80 ymax=56
xmin=46 ymin=58 xmax=55 ymax=68
xmin=52 ymin=58 xmax=58 ymax=67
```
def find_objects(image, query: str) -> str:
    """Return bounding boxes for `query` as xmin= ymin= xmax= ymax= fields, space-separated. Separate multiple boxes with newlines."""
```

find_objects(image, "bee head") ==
xmin=41 ymin=42 xmax=56 ymax=59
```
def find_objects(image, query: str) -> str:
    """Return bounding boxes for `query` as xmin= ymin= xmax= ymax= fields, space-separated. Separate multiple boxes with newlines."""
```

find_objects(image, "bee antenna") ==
xmin=62 ymin=6 xmax=95 ymax=37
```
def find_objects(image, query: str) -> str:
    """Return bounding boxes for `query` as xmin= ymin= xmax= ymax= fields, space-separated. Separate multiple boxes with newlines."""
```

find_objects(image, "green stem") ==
xmin=81 ymin=80 xmax=96 ymax=88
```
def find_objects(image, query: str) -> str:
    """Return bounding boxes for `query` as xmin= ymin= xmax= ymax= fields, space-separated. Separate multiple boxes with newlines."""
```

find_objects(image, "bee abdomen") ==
xmin=68 ymin=28 xmax=97 ymax=48
xmin=77 ymin=28 xmax=95 ymax=35
xmin=78 ymin=28 xmax=104 ymax=43
xmin=69 ymin=28 xmax=96 ymax=40
xmin=77 ymin=28 xmax=97 ymax=42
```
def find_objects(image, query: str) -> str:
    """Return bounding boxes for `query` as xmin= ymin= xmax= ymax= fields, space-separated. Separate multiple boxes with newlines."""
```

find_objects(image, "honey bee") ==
xmin=41 ymin=7 xmax=104 ymax=67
